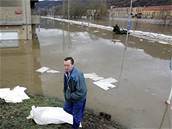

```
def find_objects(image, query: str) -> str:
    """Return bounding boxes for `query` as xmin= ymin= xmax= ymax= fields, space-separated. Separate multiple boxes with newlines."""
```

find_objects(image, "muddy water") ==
xmin=0 ymin=19 xmax=172 ymax=128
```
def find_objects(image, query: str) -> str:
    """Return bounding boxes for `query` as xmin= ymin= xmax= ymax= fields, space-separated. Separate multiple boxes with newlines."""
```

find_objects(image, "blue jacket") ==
xmin=64 ymin=67 xmax=87 ymax=102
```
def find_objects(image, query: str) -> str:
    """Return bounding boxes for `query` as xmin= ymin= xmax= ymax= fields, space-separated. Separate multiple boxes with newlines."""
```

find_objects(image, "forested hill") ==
xmin=36 ymin=0 xmax=172 ymax=9
xmin=107 ymin=0 xmax=172 ymax=7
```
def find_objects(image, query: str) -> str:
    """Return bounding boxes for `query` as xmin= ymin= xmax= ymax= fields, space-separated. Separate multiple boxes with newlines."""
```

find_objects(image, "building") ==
xmin=109 ymin=6 xmax=130 ymax=18
xmin=0 ymin=0 xmax=40 ymax=40
xmin=132 ymin=7 xmax=143 ymax=18
xmin=110 ymin=5 xmax=172 ymax=20
xmin=142 ymin=5 xmax=172 ymax=19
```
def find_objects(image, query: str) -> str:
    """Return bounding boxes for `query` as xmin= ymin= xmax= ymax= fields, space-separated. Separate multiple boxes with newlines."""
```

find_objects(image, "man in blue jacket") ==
xmin=63 ymin=57 xmax=87 ymax=129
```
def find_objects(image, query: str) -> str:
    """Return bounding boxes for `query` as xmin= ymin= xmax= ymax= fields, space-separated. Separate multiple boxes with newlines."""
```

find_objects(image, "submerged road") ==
xmin=0 ymin=19 xmax=172 ymax=128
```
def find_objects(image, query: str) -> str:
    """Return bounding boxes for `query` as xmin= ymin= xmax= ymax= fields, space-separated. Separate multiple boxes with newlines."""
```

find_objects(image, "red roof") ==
xmin=143 ymin=5 xmax=172 ymax=11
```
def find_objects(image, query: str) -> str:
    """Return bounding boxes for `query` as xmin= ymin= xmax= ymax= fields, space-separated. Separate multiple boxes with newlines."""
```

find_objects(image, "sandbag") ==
xmin=0 ymin=86 xmax=30 ymax=103
xmin=27 ymin=105 xmax=73 ymax=125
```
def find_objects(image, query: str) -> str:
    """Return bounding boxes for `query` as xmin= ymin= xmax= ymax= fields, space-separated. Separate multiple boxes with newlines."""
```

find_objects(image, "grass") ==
xmin=0 ymin=94 xmax=127 ymax=129
xmin=0 ymin=94 xmax=63 ymax=129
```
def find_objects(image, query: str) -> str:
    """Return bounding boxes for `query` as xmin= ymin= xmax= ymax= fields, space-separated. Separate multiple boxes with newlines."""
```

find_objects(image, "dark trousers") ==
xmin=63 ymin=99 xmax=86 ymax=129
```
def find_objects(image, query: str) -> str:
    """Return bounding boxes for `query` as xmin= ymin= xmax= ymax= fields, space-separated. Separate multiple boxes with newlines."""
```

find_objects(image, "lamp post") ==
xmin=165 ymin=57 xmax=172 ymax=105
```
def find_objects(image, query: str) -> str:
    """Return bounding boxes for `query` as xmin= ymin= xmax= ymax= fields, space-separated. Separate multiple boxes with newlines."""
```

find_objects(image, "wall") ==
xmin=0 ymin=0 xmax=32 ymax=40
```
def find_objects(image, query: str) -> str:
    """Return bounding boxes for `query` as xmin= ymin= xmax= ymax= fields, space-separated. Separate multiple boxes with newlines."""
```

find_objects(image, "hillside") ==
xmin=36 ymin=0 xmax=172 ymax=9
xmin=107 ymin=0 xmax=172 ymax=7
xmin=35 ymin=0 xmax=63 ymax=9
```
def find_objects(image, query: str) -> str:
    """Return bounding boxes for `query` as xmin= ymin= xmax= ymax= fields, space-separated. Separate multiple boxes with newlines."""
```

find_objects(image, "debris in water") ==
xmin=36 ymin=67 xmax=60 ymax=74
xmin=36 ymin=67 xmax=50 ymax=73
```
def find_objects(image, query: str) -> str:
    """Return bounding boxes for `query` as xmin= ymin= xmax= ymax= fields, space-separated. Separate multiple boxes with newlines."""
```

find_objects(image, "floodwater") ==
xmin=92 ymin=18 xmax=172 ymax=36
xmin=0 ymin=19 xmax=172 ymax=129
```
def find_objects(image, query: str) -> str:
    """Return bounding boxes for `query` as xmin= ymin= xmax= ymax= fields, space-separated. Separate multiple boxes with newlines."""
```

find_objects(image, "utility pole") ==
xmin=68 ymin=0 xmax=70 ymax=20
xmin=24 ymin=0 xmax=28 ymax=40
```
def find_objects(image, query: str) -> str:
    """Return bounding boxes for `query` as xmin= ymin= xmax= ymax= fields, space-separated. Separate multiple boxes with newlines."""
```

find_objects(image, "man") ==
xmin=63 ymin=57 xmax=87 ymax=129
xmin=113 ymin=24 xmax=120 ymax=34
xmin=113 ymin=24 xmax=128 ymax=34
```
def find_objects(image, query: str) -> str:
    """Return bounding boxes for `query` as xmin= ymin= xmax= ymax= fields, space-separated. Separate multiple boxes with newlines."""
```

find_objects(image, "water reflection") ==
xmin=40 ymin=19 xmax=172 ymax=60
xmin=0 ymin=39 xmax=43 ymax=95
xmin=112 ymin=34 xmax=172 ymax=60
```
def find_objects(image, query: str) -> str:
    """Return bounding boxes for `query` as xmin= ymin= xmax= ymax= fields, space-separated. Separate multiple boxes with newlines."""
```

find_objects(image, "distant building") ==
xmin=110 ymin=5 xmax=172 ymax=20
xmin=0 ymin=0 xmax=40 ymax=40
xmin=142 ymin=5 xmax=172 ymax=19
xmin=132 ymin=7 xmax=143 ymax=18
xmin=109 ymin=6 xmax=129 ymax=18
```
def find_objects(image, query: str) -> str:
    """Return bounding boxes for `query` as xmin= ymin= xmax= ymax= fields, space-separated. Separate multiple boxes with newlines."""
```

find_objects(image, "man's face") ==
xmin=64 ymin=60 xmax=73 ymax=73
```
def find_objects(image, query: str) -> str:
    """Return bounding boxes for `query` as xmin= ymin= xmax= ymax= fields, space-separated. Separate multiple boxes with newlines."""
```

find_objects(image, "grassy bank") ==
xmin=0 ymin=94 xmax=126 ymax=129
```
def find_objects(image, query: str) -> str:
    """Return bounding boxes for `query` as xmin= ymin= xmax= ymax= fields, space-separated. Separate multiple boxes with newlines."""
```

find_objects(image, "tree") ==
xmin=61 ymin=0 xmax=108 ymax=19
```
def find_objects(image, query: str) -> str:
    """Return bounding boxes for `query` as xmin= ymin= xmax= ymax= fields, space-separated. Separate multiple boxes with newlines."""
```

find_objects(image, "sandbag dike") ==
xmin=0 ymin=94 xmax=127 ymax=129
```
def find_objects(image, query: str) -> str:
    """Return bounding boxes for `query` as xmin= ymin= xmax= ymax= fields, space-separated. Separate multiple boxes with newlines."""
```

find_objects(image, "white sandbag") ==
xmin=84 ymin=73 xmax=118 ymax=90
xmin=0 ymin=86 xmax=30 ymax=103
xmin=13 ymin=86 xmax=30 ymax=100
xmin=93 ymin=81 xmax=116 ymax=91
xmin=36 ymin=67 xmax=50 ymax=73
xmin=27 ymin=106 xmax=73 ymax=125
xmin=47 ymin=70 xmax=60 ymax=74
xmin=93 ymin=78 xmax=118 ymax=91
xmin=96 ymin=78 xmax=118 ymax=84
xmin=0 ymin=88 xmax=10 ymax=98
xmin=5 ymin=90 xmax=23 ymax=103
xmin=84 ymin=73 xmax=104 ymax=81
xmin=36 ymin=67 xmax=60 ymax=74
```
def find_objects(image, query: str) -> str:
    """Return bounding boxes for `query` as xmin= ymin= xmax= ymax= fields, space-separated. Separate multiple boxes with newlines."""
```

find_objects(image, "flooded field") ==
xmin=0 ymin=19 xmax=172 ymax=129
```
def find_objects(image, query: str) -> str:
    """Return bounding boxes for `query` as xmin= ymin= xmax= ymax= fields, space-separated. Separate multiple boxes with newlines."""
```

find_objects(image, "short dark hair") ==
xmin=64 ymin=57 xmax=74 ymax=65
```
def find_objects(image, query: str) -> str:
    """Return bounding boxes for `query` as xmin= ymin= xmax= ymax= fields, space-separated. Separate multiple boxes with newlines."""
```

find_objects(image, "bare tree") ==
xmin=61 ymin=0 xmax=108 ymax=19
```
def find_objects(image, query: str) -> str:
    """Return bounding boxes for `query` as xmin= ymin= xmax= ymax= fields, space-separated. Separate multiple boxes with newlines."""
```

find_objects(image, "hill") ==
xmin=35 ymin=0 xmax=63 ymax=9
xmin=107 ymin=0 xmax=172 ymax=7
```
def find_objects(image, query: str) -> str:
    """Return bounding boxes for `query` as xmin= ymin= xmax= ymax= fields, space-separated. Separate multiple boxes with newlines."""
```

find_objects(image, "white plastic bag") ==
xmin=27 ymin=106 xmax=73 ymax=125
xmin=0 ymin=86 xmax=30 ymax=103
